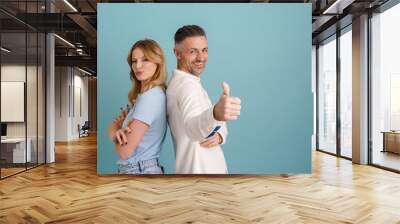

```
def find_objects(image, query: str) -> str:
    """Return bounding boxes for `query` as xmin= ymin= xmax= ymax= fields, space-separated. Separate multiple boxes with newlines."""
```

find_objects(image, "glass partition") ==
xmin=0 ymin=1 xmax=46 ymax=179
xmin=1 ymin=30 xmax=28 ymax=177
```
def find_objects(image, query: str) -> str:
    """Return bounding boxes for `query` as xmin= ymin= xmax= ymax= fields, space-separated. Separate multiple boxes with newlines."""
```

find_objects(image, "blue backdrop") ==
xmin=97 ymin=3 xmax=312 ymax=174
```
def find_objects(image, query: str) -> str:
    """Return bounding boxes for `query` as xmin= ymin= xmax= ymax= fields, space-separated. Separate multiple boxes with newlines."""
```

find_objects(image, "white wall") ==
xmin=1 ymin=65 xmax=27 ymax=141
xmin=1 ymin=65 xmax=25 ymax=132
xmin=70 ymin=71 xmax=89 ymax=139
xmin=54 ymin=67 xmax=89 ymax=141
xmin=1 ymin=65 xmax=42 ymax=137
xmin=55 ymin=66 xmax=69 ymax=141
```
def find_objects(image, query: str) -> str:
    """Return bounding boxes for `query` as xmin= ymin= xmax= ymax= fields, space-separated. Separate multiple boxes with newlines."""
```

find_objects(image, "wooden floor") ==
xmin=1 ymin=135 xmax=400 ymax=223
xmin=1 ymin=163 xmax=46 ymax=178
xmin=1 ymin=167 xmax=26 ymax=178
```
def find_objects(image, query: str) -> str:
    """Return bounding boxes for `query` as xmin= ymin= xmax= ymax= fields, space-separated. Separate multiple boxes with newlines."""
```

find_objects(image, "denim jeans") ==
xmin=118 ymin=158 xmax=163 ymax=174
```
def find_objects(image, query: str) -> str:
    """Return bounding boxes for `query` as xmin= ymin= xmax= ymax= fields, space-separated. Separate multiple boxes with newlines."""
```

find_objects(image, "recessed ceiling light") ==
xmin=54 ymin=34 xmax=75 ymax=48
xmin=322 ymin=0 xmax=353 ymax=15
xmin=1 ymin=47 xmax=11 ymax=53
xmin=77 ymin=67 xmax=93 ymax=76
xmin=63 ymin=0 xmax=78 ymax=12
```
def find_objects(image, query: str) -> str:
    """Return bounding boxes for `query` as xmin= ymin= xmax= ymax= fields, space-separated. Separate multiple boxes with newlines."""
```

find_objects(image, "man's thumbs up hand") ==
xmin=222 ymin=81 xmax=230 ymax=96
xmin=213 ymin=82 xmax=241 ymax=122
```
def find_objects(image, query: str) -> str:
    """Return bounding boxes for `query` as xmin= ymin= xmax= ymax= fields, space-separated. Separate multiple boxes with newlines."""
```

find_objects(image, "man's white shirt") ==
xmin=167 ymin=69 xmax=228 ymax=174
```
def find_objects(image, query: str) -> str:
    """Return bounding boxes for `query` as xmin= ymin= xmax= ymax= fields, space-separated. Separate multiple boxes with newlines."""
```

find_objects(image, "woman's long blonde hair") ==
xmin=127 ymin=39 xmax=167 ymax=105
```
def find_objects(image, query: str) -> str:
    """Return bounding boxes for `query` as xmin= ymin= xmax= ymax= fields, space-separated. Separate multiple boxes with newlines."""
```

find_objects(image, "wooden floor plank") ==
xmin=0 ymin=134 xmax=399 ymax=223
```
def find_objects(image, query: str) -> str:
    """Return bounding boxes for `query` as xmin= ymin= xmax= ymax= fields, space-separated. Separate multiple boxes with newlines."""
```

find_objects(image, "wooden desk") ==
xmin=381 ymin=131 xmax=400 ymax=154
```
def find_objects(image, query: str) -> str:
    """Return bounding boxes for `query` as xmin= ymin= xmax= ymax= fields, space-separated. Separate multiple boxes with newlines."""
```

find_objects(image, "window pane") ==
xmin=318 ymin=36 xmax=337 ymax=154
xmin=371 ymin=3 xmax=400 ymax=171
xmin=340 ymin=29 xmax=352 ymax=158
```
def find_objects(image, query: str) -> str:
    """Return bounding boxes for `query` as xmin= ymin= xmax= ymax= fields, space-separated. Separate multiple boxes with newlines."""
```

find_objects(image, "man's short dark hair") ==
xmin=174 ymin=25 xmax=206 ymax=45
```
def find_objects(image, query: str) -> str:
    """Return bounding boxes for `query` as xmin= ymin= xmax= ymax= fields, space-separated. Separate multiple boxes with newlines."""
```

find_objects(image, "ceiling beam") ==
xmin=67 ymin=13 xmax=97 ymax=38
xmin=55 ymin=55 xmax=96 ymax=72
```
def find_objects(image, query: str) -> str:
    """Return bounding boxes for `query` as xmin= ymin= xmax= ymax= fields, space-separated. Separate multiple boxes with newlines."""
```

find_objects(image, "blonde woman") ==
xmin=108 ymin=39 xmax=167 ymax=174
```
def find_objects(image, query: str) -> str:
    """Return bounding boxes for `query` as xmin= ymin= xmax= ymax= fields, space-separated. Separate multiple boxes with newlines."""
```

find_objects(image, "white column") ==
xmin=46 ymin=1 xmax=55 ymax=163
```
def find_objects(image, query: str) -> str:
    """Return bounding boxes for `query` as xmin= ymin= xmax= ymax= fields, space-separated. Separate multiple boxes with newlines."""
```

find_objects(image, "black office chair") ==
xmin=78 ymin=121 xmax=90 ymax=138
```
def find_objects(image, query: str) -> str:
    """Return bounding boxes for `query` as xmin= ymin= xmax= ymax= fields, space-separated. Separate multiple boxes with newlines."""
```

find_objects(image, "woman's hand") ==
xmin=112 ymin=126 xmax=132 ymax=145
xmin=114 ymin=119 xmax=150 ymax=161
xmin=200 ymin=132 xmax=222 ymax=148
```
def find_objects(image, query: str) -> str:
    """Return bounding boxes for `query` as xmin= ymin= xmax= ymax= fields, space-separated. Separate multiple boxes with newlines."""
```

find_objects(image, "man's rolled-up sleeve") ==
xmin=177 ymin=80 xmax=224 ymax=141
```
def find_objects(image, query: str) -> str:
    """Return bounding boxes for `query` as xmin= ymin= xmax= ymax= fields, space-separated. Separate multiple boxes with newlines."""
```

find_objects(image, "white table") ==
xmin=1 ymin=138 xmax=31 ymax=163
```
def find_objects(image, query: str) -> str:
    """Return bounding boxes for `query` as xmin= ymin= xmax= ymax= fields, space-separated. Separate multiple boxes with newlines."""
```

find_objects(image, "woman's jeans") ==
xmin=118 ymin=158 xmax=163 ymax=174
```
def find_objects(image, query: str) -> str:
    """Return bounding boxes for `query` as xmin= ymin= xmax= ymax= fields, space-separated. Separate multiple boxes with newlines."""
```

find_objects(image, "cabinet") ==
xmin=382 ymin=131 xmax=400 ymax=154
